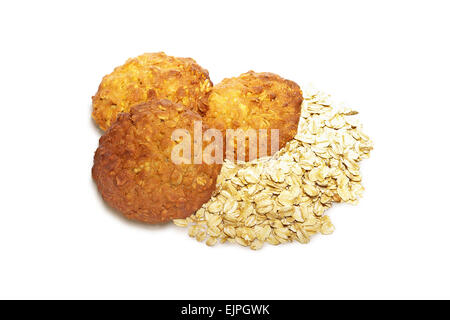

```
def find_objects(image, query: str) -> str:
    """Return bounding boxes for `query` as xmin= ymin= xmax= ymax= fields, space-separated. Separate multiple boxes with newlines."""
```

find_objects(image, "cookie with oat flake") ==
xmin=92 ymin=99 xmax=222 ymax=223
xmin=92 ymin=52 xmax=212 ymax=130
xmin=204 ymin=71 xmax=303 ymax=161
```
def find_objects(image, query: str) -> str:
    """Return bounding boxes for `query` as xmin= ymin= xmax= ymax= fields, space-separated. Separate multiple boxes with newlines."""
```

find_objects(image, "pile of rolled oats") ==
xmin=173 ymin=86 xmax=373 ymax=249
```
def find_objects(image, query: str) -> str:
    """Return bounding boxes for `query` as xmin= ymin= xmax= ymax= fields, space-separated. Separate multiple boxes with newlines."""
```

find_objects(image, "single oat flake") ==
xmin=173 ymin=85 xmax=374 ymax=249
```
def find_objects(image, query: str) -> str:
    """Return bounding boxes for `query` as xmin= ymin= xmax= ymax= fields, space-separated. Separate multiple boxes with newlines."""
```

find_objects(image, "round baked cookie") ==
xmin=92 ymin=99 xmax=222 ymax=223
xmin=92 ymin=52 xmax=213 ymax=130
xmin=203 ymin=71 xmax=303 ymax=162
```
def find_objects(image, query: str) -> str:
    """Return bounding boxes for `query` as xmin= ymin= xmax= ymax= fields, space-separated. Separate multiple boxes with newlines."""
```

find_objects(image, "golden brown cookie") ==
xmin=203 ymin=71 xmax=303 ymax=162
xmin=92 ymin=99 xmax=222 ymax=223
xmin=92 ymin=52 xmax=212 ymax=130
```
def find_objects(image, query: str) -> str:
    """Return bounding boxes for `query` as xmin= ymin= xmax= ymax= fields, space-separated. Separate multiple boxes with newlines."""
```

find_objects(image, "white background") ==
xmin=0 ymin=0 xmax=449 ymax=300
